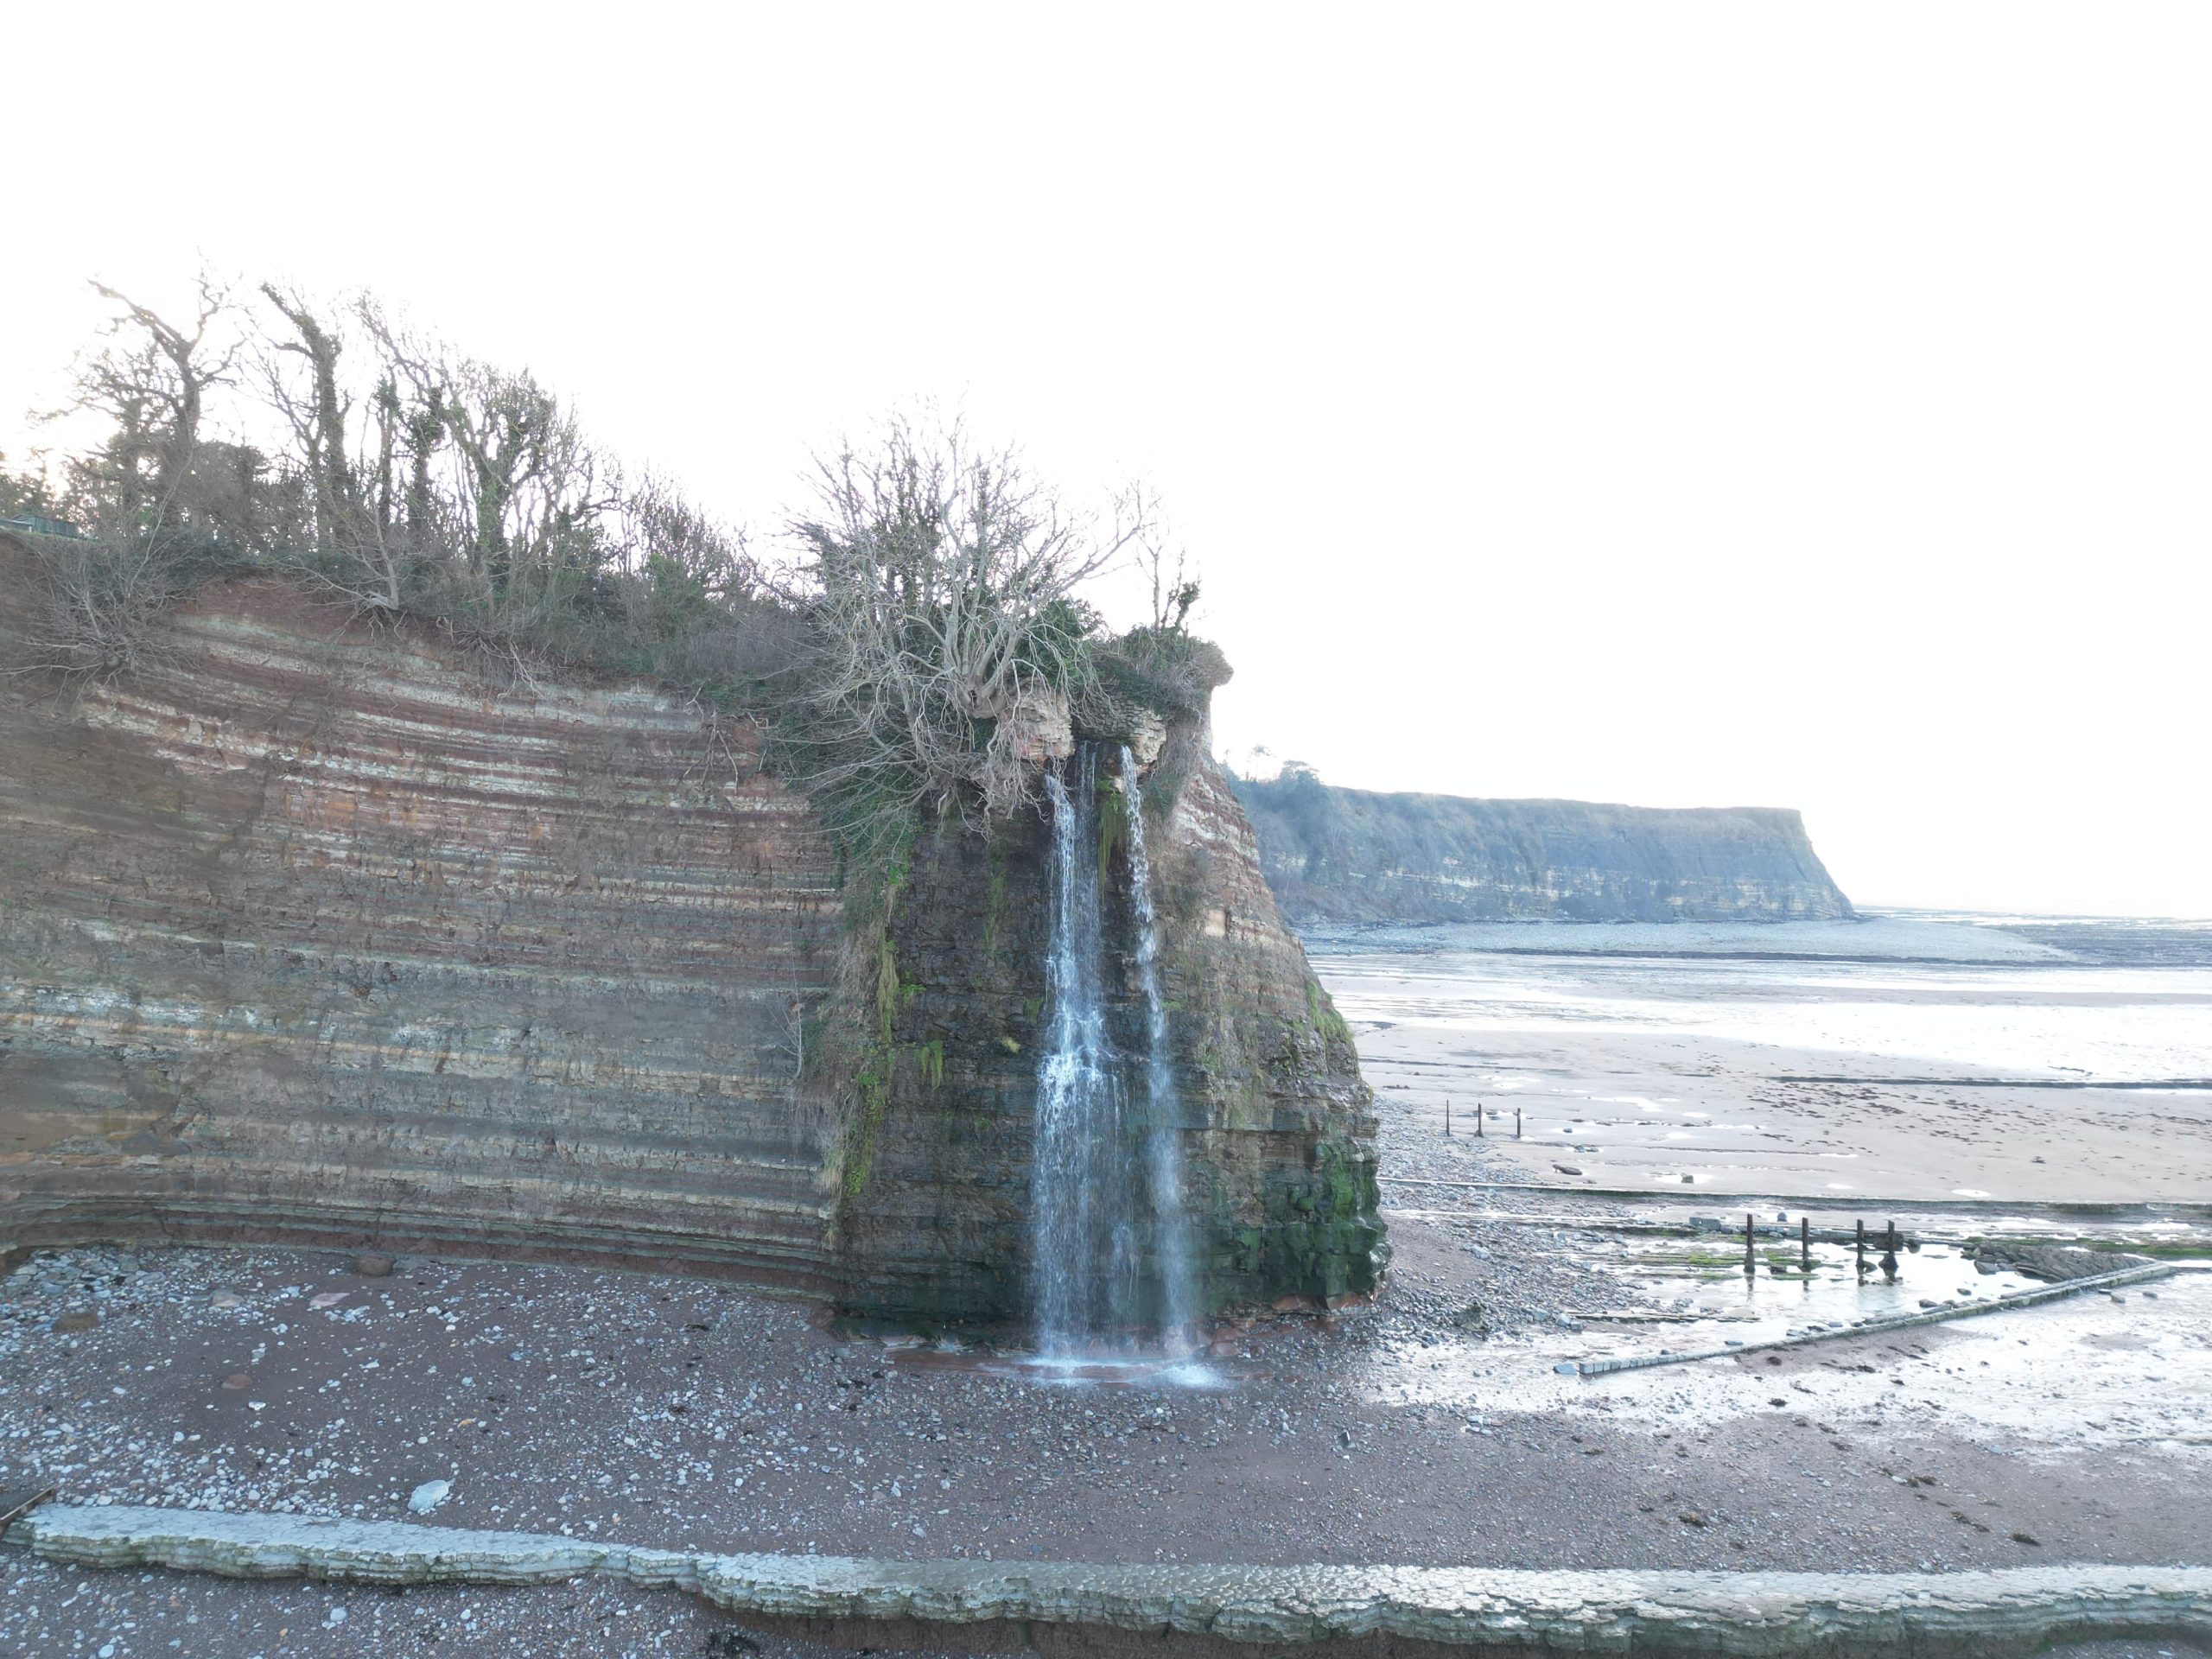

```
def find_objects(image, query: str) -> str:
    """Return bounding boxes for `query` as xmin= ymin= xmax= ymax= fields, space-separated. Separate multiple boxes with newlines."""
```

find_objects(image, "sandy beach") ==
xmin=1313 ymin=917 xmax=2212 ymax=1206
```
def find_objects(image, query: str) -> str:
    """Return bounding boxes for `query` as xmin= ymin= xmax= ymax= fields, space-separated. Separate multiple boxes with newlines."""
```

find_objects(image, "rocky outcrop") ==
xmin=840 ymin=721 xmax=1385 ymax=1329
xmin=0 ymin=554 xmax=1381 ymax=1325
xmin=1235 ymin=772 xmax=1852 ymax=925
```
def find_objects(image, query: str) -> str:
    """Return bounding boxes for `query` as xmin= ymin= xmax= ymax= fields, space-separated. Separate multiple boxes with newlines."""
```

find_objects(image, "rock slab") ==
xmin=10 ymin=1504 xmax=2209 ymax=1653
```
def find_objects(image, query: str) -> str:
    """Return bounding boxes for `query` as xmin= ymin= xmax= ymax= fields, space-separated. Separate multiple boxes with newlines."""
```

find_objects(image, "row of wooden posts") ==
xmin=1442 ymin=1100 xmax=1521 ymax=1138
xmin=1439 ymin=1101 xmax=1906 ymax=1282
xmin=1740 ymin=1213 xmax=1905 ymax=1279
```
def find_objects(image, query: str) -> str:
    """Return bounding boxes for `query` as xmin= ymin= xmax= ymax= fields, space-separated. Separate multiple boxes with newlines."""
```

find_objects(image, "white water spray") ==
xmin=1120 ymin=744 xmax=1201 ymax=1351
xmin=1028 ymin=744 xmax=1203 ymax=1359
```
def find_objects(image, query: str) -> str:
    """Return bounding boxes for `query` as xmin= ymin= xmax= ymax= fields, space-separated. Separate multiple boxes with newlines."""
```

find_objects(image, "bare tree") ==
xmin=437 ymin=362 xmax=613 ymax=593
xmin=257 ymin=283 xmax=356 ymax=555
xmin=13 ymin=275 xmax=247 ymax=678
xmin=1130 ymin=493 xmax=1200 ymax=633
xmin=10 ymin=532 xmax=193 ymax=680
xmin=61 ymin=273 xmax=238 ymax=530
xmin=355 ymin=300 xmax=451 ymax=554
xmin=779 ymin=415 xmax=1146 ymax=859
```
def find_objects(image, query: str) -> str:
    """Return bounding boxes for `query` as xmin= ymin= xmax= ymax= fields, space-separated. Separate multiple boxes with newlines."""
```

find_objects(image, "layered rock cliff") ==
xmin=0 ymin=551 xmax=1382 ymax=1326
xmin=842 ymin=721 xmax=1384 ymax=1328
xmin=1235 ymin=771 xmax=1852 ymax=925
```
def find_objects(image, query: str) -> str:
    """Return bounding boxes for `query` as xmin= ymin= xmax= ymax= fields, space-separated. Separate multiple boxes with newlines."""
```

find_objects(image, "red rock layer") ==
xmin=0 ymin=568 xmax=845 ymax=1283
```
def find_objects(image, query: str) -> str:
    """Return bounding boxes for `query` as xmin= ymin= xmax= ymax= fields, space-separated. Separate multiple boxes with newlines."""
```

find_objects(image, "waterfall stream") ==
xmin=1030 ymin=744 xmax=1201 ymax=1358
xmin=1120 ymin=745 xmax=1201 ymax=1349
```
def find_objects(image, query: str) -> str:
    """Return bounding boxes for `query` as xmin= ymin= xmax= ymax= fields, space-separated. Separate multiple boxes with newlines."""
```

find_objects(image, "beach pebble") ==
xmin=409 ymin=1479 xmax=452 ymax=1514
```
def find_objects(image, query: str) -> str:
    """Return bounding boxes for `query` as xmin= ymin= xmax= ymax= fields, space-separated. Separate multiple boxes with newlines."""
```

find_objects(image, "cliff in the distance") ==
xmin=1233 ymin=771 xmax=1852 ymax=925
xmin=0 ymin=550 xmax=1382 ymax=1326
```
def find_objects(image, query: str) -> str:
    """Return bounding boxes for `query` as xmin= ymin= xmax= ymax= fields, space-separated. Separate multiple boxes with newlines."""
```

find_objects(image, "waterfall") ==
xmin=1031 ymin=747 xmax=1123 ymax=1354
xmin=1120 ymin=744 xmax=1201 ymax=1351
xmin=1029 ymin=743 xmax=1202 ymax=1358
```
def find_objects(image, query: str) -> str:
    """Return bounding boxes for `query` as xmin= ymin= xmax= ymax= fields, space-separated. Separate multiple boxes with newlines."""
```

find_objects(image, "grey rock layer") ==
xmin=1233 ymin=775 xmax=1851 ymax=925
xmin=10 ymin=1504 xmax=2208 ymax=1654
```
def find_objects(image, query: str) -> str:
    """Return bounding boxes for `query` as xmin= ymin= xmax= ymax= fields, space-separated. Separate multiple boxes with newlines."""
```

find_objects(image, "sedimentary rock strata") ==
xmin=0 ymin=556 xmax=1382 ymax=1323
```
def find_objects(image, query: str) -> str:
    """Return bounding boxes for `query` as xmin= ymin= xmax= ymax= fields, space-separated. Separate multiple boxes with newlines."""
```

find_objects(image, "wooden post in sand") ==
xmin=1515 ymin=1107 xmax=1522 ymax=1139
xmin=1744 ymin=1213 xmax=1756 ymax=1275
xmin=1444 ymin=1100 xmax=1452 ymax=1136
xmin=1800 ymin=1216 xmax=1812 ymax=1274
xmin=1476 ymin=1102 xmax=1484 ymax=1137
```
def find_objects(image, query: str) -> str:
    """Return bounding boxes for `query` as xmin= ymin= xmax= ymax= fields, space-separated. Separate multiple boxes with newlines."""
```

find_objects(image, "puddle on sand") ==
xmin=1348 ymin=1236 xmax=2212 ymax=1454
xmin=989 ymin=1354 xmax=1229 ymax=1391
xmin=1586 ymin=1237 xmax=2047 ymax=1339
xmin=862 ymin=1344 xmax=1231 ymax=1392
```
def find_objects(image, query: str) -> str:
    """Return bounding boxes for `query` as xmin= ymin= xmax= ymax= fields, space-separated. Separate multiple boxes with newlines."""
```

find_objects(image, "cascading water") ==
xmin=1119 ymin=744 xmax=1201 ymax=1349
xmin=1029 ymin=743 xmax=1202 ymax=1359
xmin=1031 ymin=747 xmax=1122 ymax=1352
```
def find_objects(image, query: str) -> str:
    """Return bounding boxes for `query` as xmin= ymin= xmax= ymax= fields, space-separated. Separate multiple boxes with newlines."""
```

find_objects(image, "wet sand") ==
xmin=1315 ymin=943 xmax=2212 ymax=1205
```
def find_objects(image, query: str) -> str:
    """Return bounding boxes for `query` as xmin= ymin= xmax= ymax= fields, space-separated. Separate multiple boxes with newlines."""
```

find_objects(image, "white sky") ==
xmin=6 ymin=5 xmax=2208 ymax=918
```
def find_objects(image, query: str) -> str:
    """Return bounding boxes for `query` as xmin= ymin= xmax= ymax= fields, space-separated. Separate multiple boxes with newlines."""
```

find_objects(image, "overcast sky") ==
xmin=7 ymin=5 xmax=2207 ymax=917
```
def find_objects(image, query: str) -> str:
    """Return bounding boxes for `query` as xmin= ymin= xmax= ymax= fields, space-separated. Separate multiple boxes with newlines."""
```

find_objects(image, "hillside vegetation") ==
xmin=3 ymin=275 xmax=1209 ymax=878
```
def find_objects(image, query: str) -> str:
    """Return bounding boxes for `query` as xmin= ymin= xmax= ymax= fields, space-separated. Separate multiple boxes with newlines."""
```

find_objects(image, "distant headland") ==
xmin=1231 ymin=766 xmax=1852 ymax=925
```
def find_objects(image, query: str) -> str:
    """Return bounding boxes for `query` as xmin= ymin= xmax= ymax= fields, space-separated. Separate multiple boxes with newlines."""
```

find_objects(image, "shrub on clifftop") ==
xmin=8 ymin=276 xmax=1211 ymax=877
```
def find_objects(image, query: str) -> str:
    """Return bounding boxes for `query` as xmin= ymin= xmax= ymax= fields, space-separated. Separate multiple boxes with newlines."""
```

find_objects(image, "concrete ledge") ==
xmin=8 ymin=1503 xmax=2210 ymax=1653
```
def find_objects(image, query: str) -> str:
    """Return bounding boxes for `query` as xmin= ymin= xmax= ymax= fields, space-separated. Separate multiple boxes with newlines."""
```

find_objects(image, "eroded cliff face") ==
xmin=0 ymin=573 xmax=849 ymax=1284
xmin=1235 ymin=774 xmax=1853 ymax=925
xmin=0 ymin=558 xmax=1382 ymax=1325
xmin=837 ymin=721 xmax=1385 ymax=1329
